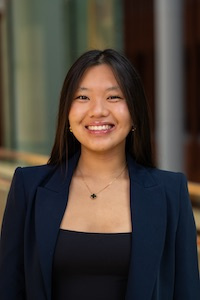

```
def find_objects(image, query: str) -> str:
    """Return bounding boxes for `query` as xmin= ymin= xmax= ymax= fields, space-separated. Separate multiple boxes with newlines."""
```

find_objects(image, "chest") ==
xmin=60 ymin=176 xmax=132 ymax=233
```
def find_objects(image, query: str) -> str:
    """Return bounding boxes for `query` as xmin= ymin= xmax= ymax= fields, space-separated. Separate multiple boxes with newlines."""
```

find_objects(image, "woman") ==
xmin=0 ymin=49 xmax=200 ymax=300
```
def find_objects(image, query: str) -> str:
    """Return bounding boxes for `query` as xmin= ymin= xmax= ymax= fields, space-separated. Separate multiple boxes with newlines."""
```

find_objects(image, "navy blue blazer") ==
xmin=0 ymin=153 xmax=200 ymax=299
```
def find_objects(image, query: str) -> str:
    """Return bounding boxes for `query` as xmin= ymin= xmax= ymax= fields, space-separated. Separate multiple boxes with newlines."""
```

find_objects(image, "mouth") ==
xmin=86 ymin=124 xmax=113 ymax=131
xmin=85 ymin=123 xmax=115 ymax=134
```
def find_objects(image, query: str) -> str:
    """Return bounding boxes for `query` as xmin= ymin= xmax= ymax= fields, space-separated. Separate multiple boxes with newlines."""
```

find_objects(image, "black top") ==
xmin=52 ymin=229 xmax=132 ymax=300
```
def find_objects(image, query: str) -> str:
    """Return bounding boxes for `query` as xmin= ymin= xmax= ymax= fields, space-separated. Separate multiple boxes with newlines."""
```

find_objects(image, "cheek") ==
xmin=117 ymin=105 xmax=132 ymax=125
xmin=68 ymin=105 xmax=84 ymax=124
xmin=68 ymin=104 xmax=74 ymax=123
xmin=68 ymin=110 xmax=75 ymax=124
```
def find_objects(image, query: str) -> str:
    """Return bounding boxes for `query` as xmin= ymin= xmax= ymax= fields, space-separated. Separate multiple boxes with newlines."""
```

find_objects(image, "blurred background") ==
xmin=0 ymin=0 xmax=199 ymax=260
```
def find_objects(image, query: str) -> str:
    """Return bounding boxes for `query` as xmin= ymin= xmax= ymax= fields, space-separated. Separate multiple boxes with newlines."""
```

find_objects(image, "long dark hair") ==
xmin=48 ymin=49 xmax=154 ymax=167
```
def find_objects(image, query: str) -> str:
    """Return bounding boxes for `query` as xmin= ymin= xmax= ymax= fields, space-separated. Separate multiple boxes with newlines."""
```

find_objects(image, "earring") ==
xmin=69 ymin=126 xmax=73 ymax=132
xmin=131 ymin=125 xmax=136 ymax=132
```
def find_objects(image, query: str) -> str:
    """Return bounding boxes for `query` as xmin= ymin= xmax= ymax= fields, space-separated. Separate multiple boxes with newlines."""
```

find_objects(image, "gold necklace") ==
xmin=79 ymin=164 xmax=127 ymax=199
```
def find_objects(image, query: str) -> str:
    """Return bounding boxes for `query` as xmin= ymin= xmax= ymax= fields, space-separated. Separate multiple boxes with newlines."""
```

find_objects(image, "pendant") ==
xmin=90 ymin=193 xmax=97 ymax=199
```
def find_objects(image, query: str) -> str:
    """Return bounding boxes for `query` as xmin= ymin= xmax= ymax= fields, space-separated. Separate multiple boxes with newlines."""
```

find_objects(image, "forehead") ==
xmin=78 ymin=64 xmax=118 ymax=87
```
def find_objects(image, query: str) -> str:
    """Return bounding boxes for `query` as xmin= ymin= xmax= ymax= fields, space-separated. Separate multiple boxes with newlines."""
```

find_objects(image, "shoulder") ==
xmin=11 ymin=164 xmax=58 ymax=193
xmin=150 ymin=167 xmax=187 ymax=188
xmin=15 ymin=163 xmax=55 ymax=181
xmin=127 ymin=153 xmax=187 ymax=191
xmin=141 ymin=167 xmax=191 ymax=221
xmin=146 ymin=167 xmax=188 ymax=198
xmin=129 ymin=156 xmax=189 ymax=202
xmin=145 ymin=168 xmax=190 ymax=213
xmin=128 ymin=154 xmax=187 ymax=191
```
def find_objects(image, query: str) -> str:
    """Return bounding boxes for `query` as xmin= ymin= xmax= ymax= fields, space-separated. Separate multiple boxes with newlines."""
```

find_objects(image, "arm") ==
xmin=0 ymin=168 xmax=26 ymax=299
xmin=174 ymin=174 xmax=200 ymax=299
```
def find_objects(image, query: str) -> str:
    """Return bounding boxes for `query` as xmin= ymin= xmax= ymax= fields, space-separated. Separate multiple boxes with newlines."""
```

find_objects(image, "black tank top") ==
xmin=52 ymin=229 xmax=132 ymax=300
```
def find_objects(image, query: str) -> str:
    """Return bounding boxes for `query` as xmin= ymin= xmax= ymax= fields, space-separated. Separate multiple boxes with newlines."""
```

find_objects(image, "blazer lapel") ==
xmin=126 ymin=156 xmax=167 ymax=299
xmin=35 ymin=154 xmax=79 ymax=300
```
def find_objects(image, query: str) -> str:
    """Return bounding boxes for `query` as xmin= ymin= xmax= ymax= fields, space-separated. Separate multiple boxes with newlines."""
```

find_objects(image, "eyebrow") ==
xmin=77 ymin=86 xmax=121 ymax=91
xmin=106 ymin=86 xmax=121 ymax=91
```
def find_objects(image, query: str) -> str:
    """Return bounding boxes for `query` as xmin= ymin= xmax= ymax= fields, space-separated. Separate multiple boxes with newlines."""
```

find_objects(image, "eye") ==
xmin=107 ymin=95 xmax=123 ymax=101
xmin=75 ymin=95 xmax=89 ymax=101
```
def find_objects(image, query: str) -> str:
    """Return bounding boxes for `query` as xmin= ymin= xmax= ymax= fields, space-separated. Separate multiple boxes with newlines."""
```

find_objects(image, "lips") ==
xmin=86 ymin=124 xmax=113 ymax=131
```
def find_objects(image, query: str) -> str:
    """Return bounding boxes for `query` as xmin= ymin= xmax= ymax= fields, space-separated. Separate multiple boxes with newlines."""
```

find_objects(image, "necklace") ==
xmin=79 ymin=164 xmax=127 ymax=199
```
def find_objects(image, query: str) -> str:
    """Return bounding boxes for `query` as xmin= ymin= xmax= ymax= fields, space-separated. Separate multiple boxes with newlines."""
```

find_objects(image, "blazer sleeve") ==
xmin=0 ymin=167 xmax=26 ymax=299
xmin=173 ymin=174 xmax=200 ymax=299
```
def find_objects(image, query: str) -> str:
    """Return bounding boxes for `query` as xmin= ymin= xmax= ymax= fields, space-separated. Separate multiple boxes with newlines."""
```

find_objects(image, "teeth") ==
xmin=87 ymin=125 xmax=112 ymax=131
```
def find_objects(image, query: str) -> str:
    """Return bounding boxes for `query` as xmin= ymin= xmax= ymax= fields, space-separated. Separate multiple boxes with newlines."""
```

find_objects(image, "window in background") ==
xmin=1 ymin=0 xmax=124 ymax=155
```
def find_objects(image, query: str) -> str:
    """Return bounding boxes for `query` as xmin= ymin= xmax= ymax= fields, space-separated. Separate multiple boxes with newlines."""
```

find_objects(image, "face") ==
xmin=68 ymin=64 xmax=132 ymax=154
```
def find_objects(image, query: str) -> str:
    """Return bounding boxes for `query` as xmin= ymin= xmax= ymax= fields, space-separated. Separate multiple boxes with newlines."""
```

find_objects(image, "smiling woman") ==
xmin=68 ymin=64 xmax=132 ymax=154
xmin=49 ymin=49 xmax=153 ymax=167
xmin=0 ymin=49 xmax=200 ymax=300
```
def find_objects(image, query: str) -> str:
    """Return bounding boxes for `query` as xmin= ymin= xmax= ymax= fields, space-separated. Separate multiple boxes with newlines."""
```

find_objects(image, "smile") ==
xmin=86 ymin=125 xmax=113 ymax=131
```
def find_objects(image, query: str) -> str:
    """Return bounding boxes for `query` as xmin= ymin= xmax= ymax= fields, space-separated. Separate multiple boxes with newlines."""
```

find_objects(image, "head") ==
xmin=48 ymin=49 xmax=154 ymax=167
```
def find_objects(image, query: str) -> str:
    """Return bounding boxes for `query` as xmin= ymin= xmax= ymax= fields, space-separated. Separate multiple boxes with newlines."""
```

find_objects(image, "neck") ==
xmin=77 ymin=148 xmax=127 ymax=179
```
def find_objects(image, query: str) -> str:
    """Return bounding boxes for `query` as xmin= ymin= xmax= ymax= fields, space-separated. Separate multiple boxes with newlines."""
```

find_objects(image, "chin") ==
xmin=83 ymin=142 xmax=125 ymax=154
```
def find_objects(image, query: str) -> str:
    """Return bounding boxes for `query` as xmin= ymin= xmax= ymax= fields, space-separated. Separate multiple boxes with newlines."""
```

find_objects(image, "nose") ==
xmin=89 ymin=98 xmax=109 ymax=118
